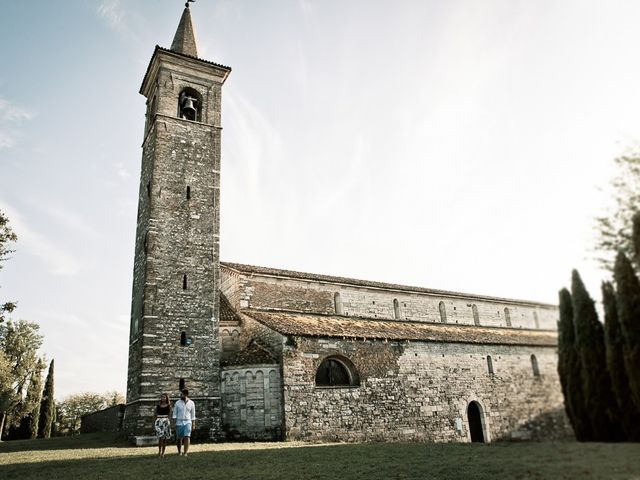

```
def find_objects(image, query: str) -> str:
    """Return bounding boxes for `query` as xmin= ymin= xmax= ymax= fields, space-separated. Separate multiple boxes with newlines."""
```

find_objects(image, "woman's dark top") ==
xmin=156 ymin=404 xmax=170 ymax=416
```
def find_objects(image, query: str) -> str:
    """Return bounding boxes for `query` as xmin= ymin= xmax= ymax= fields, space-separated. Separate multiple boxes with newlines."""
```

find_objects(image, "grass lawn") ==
xmin=1 ymin=434 xmax=639 ymax=480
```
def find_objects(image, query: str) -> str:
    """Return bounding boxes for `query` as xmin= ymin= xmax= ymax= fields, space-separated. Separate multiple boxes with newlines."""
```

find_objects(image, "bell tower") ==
xmin=124 ymin=3 xmax=231 ymax=440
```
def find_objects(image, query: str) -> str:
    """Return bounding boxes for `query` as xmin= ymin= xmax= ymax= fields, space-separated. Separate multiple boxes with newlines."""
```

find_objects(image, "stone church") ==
xmin=124 ymin=5 xmax=570 ymax=443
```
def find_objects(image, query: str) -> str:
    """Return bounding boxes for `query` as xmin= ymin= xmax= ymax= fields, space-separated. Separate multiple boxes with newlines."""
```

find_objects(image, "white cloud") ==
xmin=0 ymin=97 xmax=34 ymax=149
xmin=0 ymin=202 xmax=83 ymax=276
xmin=97 ymin=0 xmax=125 ymax=31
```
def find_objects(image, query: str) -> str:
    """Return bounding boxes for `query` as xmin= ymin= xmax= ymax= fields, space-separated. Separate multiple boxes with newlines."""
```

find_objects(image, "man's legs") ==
xmin=183 ymin=436 xmax=190 ymax=455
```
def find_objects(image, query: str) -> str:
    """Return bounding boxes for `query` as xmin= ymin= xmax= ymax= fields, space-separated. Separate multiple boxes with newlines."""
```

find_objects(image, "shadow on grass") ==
xmin=2 ymin=441 xmax=640 ymax=480
xmin=0 ymin=432 xmax=130 ymax=453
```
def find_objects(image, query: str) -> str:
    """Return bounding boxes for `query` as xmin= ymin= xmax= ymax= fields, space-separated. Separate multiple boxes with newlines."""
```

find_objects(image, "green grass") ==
xmin=1 ymin=434 xmax=639 ymax=480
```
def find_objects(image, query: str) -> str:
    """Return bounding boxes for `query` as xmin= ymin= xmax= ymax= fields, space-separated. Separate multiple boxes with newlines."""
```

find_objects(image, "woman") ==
xmin=154 ymin=393 xmax=172 ymax=458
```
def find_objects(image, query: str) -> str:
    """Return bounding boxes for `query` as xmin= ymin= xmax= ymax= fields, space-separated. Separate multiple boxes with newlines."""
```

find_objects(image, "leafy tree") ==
xmin=11 ymin=359 xmax=45 ymax=440
xmin=0 ymin=351 xmax=16 ymax=423
xmin=602 ymin=281 xmax=640 ymax=440
xmin=557 ymin=287 xmax=591 ymax=441
xmin=613 ymin=251 xmax=640 ymax=409
xmin=571 ymin=270 xmax=623 ymax=441
xmin=55 ymin=391 xmax=123 ymax=436
xmin=0 ymin=320 xmax=44 ymax=439
xmin=37 ymin=359 xmax=55 ymax=438
xmin=0 ymin=210 xmax=17 ymax=323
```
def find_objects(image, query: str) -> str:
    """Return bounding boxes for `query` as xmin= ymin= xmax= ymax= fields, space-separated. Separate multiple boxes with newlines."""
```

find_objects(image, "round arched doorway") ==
xmin=467 ymin=401 xmax=485 ymax=443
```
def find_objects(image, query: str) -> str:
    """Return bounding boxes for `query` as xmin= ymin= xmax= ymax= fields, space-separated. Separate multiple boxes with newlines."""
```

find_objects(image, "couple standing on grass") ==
xmin=153 ymin=388 xmax=196 ymax=458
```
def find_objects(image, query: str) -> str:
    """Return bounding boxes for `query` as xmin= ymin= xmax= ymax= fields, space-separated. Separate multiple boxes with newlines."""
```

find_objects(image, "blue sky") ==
xmin=1 ymin=0 xmax=639 ymax=399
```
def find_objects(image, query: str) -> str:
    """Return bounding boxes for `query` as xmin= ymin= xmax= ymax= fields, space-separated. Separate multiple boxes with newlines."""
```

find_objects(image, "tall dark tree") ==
xmin=557 ymin=288 xmax=591 ymax=440
xmin=571 ymin=270 xmax=623 ymax=441
xmin=633 ymin=212 xmax=640 ymax=267
xmin=12 ymin=359 xmax=45 ymax=440
xmin=602 ymin=281 xmax=640 ymax=440
xmin=37 ymin=359 xmax=55 ymax=439
xmin=613 ymin=251 xmax=640 ymax=410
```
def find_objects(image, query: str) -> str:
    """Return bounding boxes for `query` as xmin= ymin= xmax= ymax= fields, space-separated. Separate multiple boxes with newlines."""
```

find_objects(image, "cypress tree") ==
xmin=37 ymin=359 xmax=55 ymax=439
xmin=602 ymin=281 xmax=640 ymax=440
xmin=613 ymin=251 xmax=640 ymax=410
xmin=571 ymin=270 xmax=622 ymax=441
xmin=557 ymin=288 xmax=591 ymax=441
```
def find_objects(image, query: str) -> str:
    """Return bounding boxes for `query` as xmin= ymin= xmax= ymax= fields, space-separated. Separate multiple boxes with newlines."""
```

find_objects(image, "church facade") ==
xmin=124 ymin=5 xmax=571 ymax=443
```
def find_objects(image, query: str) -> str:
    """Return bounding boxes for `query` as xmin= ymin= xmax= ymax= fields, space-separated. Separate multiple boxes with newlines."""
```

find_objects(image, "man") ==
xmin=172 ymin=389 xmax=196 ymax=456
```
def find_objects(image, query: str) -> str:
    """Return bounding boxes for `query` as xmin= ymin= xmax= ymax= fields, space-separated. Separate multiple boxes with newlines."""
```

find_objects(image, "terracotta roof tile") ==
xmin=242 ymin=310 xmax=558 ymax=347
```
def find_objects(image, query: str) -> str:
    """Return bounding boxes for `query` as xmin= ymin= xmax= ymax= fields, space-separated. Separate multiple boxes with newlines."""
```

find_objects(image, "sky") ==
xmin=1 ymin=0 xmax=639 ymax=399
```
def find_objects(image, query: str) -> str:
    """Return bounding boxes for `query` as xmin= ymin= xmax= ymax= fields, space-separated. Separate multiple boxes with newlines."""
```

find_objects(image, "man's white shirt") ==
xmin=172 ymin=398 xmax=196 ymax=425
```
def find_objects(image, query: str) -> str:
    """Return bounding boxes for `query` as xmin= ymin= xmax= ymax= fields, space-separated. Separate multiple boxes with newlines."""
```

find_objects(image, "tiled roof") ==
xmin=241 ymin=310 xmax=558 ymax=347
xmin=221 ymin=262 xmax=556 ymax=308
xmin=221 ymin=340 xmax=277 ymax=367
xmin=220 ymin=293 xmax=239 ymax=322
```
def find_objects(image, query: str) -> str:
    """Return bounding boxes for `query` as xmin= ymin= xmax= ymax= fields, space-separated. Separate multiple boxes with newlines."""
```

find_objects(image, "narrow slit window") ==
xmin=186 ymin=186 xmax=191 ymax=200
xmin=487 ymin=355 xmax=494 ymax=375
xmin=334 ymin=292 xmax=343 ymax=315
xmin=531 ymin=354 xmax=540 ymax=377
xmin=504 ymin=307 xmax=512 ymax=327
xmin=393 ymin=299 xmax=400 ymax=319
xmin=533 ymin=311 xmax=540 ymax=329
xmin=180 ymin=331 xmax=186 ymax=346
xmin=146 ymin=181 xmax=151 ymax=198
xmin=472 ymin=304 xmax=480 ymax=325
xmin=179 ymin=378 xmax=185 ymax=390
xmin=439 ymin=301 xmax=447 ymax=323
xmin=183 ymin=275 xmax=188 ymax=290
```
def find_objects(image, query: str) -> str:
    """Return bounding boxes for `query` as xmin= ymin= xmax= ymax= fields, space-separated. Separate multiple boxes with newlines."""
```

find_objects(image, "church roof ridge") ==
xmin=171 ymin=3 xmax=199 ymax=57
xmin=220 ymin=261 xmax=557 ymax=309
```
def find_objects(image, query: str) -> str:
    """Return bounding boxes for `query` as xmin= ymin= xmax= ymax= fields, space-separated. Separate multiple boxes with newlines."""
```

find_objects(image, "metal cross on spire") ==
xmin=185 ymin=0 xmax=195 ymax=8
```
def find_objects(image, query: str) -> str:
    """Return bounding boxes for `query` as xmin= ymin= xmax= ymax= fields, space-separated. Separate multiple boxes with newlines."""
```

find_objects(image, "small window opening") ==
xmin=504 ymin=307 xmax=512 ymax=327
xmin=315 ymin=356 xmax=360 ymax=387
xmin=180 ymin=331 xmax=187 ymax=346
xmin=179 ymin=378 xmax=185 ymax=390
xmin=393 ymin=299 xmax=400 ymax=319
xmin=531 ymin=354 xmax=540 ymax=377
xmin=183 ymin=275 xmax=188 ymax=290
xmin=487 ymin=355 xmax=494 ymax=375
xmin=186 ymin=186 xmax=191 ymax=200
xmin=439 ymin=301 xmax=447 ymax=323
xmin=178 ymin=87 xmax=202 ymax=122
xmin=334 ymin=292 xmax=343 ymax=315
xmin=146 ymin=181 xmax=151 ymax=198
xmin=472 ymin=304 xmax=480 ymax=325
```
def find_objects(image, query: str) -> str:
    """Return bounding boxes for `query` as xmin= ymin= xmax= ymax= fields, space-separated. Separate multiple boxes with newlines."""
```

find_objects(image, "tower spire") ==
xmin=171 ymin=2 xmax=199 ymax=57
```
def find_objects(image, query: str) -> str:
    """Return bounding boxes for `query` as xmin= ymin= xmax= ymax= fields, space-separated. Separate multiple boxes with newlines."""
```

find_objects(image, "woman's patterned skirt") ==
xmin=154 ymin=416 xmax=171 ymax=439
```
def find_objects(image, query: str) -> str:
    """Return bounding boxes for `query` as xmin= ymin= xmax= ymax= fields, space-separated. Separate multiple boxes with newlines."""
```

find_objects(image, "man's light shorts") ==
xmin=176 ymin=423 xmax=192 ymax=438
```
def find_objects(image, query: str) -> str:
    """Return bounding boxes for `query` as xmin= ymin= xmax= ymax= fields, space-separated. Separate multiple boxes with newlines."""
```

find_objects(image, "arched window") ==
xmin=504 ymin=307 xmax=511 ymax=327
xmin=533 ymin=311 xmax=540 ymax=329
xmin=487 ymin=355 xmax=494 ymax=375
xmin=472 ymin=304 xmax=480 ymax=325
xmin=179 ymin=378 xmax=185 ymax=390
xmin=315 ymin=356 xmax=359 ymax=387
xmin=334 ymin=292 xmax=343 ymax=315
xmin=177 ymin=87 xmax=203 ymax=122
xmin=531 ymin=354 xmax=540 ymax=377
xmin=393 ymin=299 xmax=400 ymax=319
xmin=439 ymin=301 xmax=447 ymax=323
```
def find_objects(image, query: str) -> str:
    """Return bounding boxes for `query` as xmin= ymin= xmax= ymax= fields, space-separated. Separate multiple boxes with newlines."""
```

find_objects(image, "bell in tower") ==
xmin=180 ymin=91 xmax=198 ymax=121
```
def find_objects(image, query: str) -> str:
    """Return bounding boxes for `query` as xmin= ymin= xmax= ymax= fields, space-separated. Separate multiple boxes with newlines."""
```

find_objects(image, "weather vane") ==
xmin=185 ymin=0 xmax=195 ymax=7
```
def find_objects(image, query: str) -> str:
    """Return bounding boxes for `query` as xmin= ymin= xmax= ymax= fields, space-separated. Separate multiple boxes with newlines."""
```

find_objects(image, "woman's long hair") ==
xmin=158 ymin=393 xmax=171 ymax=409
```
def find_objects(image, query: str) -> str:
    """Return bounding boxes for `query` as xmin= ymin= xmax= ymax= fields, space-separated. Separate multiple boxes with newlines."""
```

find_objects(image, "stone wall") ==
xmin=221 ymin=365 xmax=283 ymax=440
xmin=81 ymin=404 xmax=125 ymax=434
xmin=222 ymin=269 xmax=558 ymax=330
xmin=282 ymin=336 xmax=571 ymax=442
